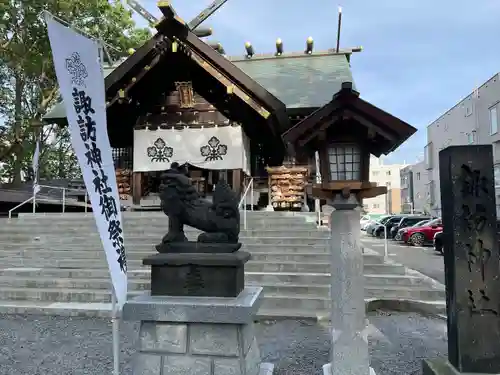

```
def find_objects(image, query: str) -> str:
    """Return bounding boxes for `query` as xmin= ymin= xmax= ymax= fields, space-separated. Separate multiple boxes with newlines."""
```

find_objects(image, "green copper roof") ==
xmin=44 ymin=52 xmax=355 ymax=122
xmin=231 ymin=53 xmax=355 ymax=109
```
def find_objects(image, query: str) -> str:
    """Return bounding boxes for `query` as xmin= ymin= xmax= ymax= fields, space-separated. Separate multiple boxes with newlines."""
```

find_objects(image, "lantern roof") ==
xmin=282 ymin=82 xmax=417 ymax=156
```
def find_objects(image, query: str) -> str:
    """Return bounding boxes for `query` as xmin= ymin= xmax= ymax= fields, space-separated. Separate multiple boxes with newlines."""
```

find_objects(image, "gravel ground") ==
xmin=0 ymin=311 xmax=448 ymax=375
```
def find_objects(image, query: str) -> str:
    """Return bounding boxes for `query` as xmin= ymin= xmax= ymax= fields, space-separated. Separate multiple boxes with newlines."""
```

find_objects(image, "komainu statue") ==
xmin=156 ymin=163 xmax=241 ymax=253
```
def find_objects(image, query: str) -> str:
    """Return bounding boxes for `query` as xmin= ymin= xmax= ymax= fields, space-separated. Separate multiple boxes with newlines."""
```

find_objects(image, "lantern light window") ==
xmin=328 ymin=144 xmax=361 ymax=181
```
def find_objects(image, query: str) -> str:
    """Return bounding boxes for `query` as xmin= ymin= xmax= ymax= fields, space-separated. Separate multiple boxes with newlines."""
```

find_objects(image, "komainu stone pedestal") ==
xmin=123 ymin=286 xmax=273 ymax=375
xmin=143 ymin=251 xmax=250 ymax=298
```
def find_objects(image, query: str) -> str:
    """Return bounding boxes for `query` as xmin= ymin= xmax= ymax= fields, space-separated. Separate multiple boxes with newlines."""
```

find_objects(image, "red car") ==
xmin=401 ymin=218 xmax=442 ymax=246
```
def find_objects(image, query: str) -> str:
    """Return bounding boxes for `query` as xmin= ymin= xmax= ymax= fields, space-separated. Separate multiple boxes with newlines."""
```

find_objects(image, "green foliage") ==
xmin=0 ymin=0 xmax=151 ymax=184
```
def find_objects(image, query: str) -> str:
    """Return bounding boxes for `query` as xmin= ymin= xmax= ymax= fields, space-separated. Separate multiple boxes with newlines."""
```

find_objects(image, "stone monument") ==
xmin=322 ymin=194 xmax=375 ymax=375
xmin=423 ymin=145 xmax=500 ymax=375
xmin=123 ymin=163 xmax=274 ymax=375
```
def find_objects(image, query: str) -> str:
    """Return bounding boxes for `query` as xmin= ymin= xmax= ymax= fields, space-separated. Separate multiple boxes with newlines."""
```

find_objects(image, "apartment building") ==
xmin=424 ymin=73 xmax=500 ymax=216
xmin=364 ymin=156 xmax=407 ymax=214
xmin=400 ymin=161 xmax=428 ymax=213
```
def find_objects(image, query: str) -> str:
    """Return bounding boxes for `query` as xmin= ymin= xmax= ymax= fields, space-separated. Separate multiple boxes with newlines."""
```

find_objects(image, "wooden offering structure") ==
xmin=283 ymin=82 xmax=417 ymax=202
xmin=115 ymin=168 xmax=132 ymax=201
xmin=266 ymin=165 xmax=308 ymax=210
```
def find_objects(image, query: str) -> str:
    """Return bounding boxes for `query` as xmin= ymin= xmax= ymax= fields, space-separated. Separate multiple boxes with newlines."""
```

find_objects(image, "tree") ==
xmin=0 ymin=0 xmax=151 ymax=184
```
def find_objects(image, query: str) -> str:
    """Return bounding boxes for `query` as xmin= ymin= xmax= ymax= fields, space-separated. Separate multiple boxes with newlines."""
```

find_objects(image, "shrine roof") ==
xmin=44 ymin=51 xmax=356 ymax=123
xmin=230 ymin=51 xmax=356 ymax=109
xmin=43 ymin=1 xmax=357 ymax=147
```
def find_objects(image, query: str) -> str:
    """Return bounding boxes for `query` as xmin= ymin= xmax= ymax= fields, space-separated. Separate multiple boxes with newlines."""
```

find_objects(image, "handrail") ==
xmin=8 ymin=196 xmax=34 ymax=219
xmin=239 ymin=177 xmax=254 ymax=230
xmin=35 ymin=184 xmax=89 ymax=214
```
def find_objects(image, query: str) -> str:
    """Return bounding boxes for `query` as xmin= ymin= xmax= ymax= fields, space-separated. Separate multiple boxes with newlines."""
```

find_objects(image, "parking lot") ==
xmin=360 ymin=232 xmax=445 ymax=284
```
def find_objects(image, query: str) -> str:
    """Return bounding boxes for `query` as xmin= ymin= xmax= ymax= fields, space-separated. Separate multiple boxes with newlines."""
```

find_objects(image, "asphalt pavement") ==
xmin=361 ymin=232 xmax=445 ymax=284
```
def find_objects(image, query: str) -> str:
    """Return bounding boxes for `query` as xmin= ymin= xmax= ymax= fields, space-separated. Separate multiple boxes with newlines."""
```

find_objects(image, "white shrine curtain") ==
xmin=133 ymin=126 xmax=251 ymax=174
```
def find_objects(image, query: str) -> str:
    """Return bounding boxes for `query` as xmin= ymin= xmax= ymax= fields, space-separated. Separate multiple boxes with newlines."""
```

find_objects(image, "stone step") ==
xmin=261 ymin=288 xmax=447 ymax=311
xmin=6 ymin=216 xmax=320 ymax=224
xmin=16 ymin=212 xmax=319 ymax=219
xmin=0 ymin=250 xmax=382 ymax=264
xmin=0 ymin=243 xmax=330 ymax=254
xmin=0 ymin=236 xmax=329 ymax=245
xmin=0 ymin=273 xmax=426 ymax=290
xmin=14 ymin=216 xmax=316 ymax=225
xmin=5 ymin=222 xmax=320 ymax=231
xmin=0 ymin=261 xmax=402 ymax=274
xmin=0 ymin=229 xmax=331 ymax=239
xmin=0 ymin=260 xmax=397 ymax=280
xmin=0 ymin=251 xmax=342 ymax=264
xmin=0 ymin=285 xmax=445 ymax=306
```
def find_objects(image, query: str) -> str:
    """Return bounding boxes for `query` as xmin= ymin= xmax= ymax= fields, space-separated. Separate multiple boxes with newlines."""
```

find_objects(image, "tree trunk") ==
xmin=11 ymin=74 xmax=24 ymax=186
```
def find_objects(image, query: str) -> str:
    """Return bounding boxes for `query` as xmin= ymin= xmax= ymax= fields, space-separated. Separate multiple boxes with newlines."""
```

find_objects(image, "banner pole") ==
xmin=111 ymin=288 xmax=119 ymax=375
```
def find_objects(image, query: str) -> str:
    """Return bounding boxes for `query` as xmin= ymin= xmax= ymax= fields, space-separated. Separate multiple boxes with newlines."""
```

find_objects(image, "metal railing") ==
xmin=7 ymin=184 xmax=89 ymax=218
xmin=8 ymin=196 xmax=35 ymax=219
xmin=238 ymin=177 xmax=254 ymax=230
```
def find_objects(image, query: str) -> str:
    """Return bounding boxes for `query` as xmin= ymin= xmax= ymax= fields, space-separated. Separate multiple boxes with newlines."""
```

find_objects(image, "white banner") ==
xmin=32 ymin=139 xmax=40 ymax=194
xmin=45 ymin=15 xmax=127 ymax=308
xmin=133 ymin=126 xmax=251 ymax=174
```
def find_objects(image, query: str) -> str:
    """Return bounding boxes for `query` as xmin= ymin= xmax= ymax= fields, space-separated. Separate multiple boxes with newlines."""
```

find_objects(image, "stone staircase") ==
xmin=0 ymin=211 xmax=445 ymax=319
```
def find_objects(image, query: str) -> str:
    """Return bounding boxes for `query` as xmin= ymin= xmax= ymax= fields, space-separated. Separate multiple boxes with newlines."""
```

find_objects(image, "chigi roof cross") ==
xmin=125 ymin=0 xmax=230 ymax=42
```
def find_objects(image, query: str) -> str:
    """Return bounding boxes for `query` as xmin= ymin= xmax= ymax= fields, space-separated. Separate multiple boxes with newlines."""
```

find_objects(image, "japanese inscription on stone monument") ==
xmin=439 ymin=145 xmax=500 ymax=374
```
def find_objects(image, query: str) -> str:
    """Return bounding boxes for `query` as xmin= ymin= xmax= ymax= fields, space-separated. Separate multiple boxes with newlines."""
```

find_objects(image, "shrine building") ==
xmin=43 ymin=3 xmax=416 ymax=211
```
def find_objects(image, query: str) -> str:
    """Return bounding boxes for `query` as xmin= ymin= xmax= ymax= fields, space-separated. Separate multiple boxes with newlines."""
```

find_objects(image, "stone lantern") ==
xmin=282 ymin=80 xmax=416 ymax=375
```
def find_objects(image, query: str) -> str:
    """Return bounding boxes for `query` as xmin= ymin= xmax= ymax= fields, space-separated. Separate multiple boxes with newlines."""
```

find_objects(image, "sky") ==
xmin=135 ymin=0 xmax=500 ymax=164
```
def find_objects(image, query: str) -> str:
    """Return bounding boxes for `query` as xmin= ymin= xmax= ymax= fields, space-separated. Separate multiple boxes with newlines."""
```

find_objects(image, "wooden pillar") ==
xmin=132 ymin=172 xmax=142 ymax=205
xmin=232 ymin=168 xmax=243 ymax=196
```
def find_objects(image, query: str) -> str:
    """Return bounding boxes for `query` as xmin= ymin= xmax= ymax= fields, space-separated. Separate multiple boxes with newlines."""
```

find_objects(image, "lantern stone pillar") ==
xmin=322 ymin=193 xmax=375 ymax=375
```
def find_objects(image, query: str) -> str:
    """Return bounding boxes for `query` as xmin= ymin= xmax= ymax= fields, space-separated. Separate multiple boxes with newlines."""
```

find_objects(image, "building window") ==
xmin=373 ymin=204 xmax=379 ymax=209
xmin=386 ymin=171 xmax=391 ymax=176
xmin=386 ymin=182 xmax=391 ymax=188
xmin=490 ymin=106 xmax=498 ymax=135
xmin=416 ymin=172 xmax=421 ymax=180
xmin=372 ymin=171 xmax=379 ymax=177
xmin=328 ymin=144 xmax=361 ymax=181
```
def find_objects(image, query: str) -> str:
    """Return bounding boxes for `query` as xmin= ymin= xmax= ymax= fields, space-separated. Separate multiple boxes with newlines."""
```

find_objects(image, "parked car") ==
xmin=394 ymin=219 xmax=430 ymax=241
xmin=365 ymin=216 xmax=393 ymax=235
xmin=434 ymin=231 xmax=443 ymax=255
xmin=361 ymin=214 xmax=388 ymax=231
xmin=360 ymin=215 xmax=372 ymax=230
xmin=373 ymin=215 xmax=406 ymax=238
xmin=390 ymin=216 xmax=431 ymax=239
xmin=402 ymin=218 xmax=442 ymax=246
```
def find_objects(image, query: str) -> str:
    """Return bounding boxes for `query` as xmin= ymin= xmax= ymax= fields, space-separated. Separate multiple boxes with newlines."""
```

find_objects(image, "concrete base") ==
xmin=423 ymin=358 xmax=500 ymax=375
xmin=123 ymin=287 xmax=270 ymax=375
xmin=323 ymin=363 xmax=376 ymax=375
